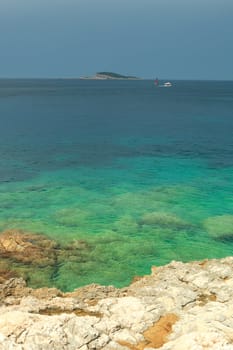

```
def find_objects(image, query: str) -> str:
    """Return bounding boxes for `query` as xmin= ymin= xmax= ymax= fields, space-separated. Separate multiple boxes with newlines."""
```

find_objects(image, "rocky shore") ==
xmin=1 ymin=244 xmax=233 ymax=349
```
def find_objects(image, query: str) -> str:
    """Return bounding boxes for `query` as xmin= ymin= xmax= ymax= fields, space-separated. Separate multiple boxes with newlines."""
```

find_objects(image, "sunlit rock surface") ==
xmin=0 ymin=229 xmax=91 ymax=288
xmin=1 ymin=257 xmax=233 ymax=349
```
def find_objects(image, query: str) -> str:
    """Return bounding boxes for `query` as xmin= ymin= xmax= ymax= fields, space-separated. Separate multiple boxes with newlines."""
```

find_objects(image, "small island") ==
xmin=80 ymin=72 xmax=140 ymax=80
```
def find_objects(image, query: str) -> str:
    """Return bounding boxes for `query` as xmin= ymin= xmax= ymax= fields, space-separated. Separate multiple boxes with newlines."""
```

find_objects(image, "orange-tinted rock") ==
xmin=31 ymin=287 xmax=63 ymax=300
xmin=0 ymin=278 xmax=28 ymax=302
xmin=118 ymin=313 xmax=178 ymax=350
xmin=0 ymin=229 xmax=58 ymax=266
xmin=143 ymin=313 xmax=179 ymax=348
xmin=0 ymin=270 xmax=19 ymax=284
xmin=66 ymin=283 xmax=124 ymax=304
xmin=0 ymin=229 xmax=93 ymax=289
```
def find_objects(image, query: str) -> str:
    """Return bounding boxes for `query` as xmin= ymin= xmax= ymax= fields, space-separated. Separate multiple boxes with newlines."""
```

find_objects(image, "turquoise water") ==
xmin=0 ymin=79 xmax=233 ymax=290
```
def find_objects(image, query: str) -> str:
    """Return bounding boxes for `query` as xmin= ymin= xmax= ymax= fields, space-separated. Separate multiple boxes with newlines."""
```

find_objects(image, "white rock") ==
xmin=161 ymin=331 xmax=233 ymax=350
xmin=112 ymin=328 xmax=143 ymax=344
xmin=3 ymin=258 xmax=233 ymax=349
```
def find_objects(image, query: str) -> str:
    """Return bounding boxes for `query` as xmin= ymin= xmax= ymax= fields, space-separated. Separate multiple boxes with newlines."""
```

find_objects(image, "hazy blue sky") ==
xmin=0 ymin=0 xmax=232 ymax=79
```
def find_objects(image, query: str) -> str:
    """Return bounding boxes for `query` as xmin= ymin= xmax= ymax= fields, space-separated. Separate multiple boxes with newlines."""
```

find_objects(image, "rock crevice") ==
xmin=1 ymin=257 xmax=233 ymax=348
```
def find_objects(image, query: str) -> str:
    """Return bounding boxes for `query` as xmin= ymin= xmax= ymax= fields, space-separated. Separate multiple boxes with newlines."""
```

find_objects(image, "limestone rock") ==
xmin=2 ymin=257 xmax=233 ymax=349
xmin=0 ymin=229 xmax=58 ymax=266
xmin=0 ymin=229 xmax=92 ymax=289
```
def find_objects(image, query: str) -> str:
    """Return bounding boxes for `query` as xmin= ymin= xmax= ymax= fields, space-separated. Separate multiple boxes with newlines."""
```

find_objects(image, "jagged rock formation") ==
xmin=1 ymin=257 xmax=233 ymax=349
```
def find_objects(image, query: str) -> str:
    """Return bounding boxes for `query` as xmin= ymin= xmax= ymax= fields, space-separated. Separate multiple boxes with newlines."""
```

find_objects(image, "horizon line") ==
xmin=0 ymin=77 xmax=233 ymax=82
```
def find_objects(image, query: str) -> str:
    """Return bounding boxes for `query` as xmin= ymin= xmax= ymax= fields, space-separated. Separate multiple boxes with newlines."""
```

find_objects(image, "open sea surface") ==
xmin=0 ymin=79 xmax=233 ymax=291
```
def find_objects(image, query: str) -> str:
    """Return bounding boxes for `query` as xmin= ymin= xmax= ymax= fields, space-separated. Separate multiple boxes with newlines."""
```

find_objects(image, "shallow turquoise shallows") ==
xmin=0 ymin=79 xmax=233 ymax=291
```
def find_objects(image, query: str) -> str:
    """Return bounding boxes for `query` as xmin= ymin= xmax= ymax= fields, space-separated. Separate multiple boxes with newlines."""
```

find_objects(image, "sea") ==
xmin=0 ymin=79 xmax=233 ymax=291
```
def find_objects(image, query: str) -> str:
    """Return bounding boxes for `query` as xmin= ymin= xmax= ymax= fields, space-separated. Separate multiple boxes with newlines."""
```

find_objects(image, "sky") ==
xmin=0 ymin=0 xmax=232 ymax=80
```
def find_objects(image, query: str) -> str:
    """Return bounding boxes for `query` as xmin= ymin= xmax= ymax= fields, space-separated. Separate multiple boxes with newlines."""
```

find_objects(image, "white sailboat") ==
xmin=163 ymin=82 xmax=172 ymax=87
xmin=154 ymin=78 xmax=172 ymax=87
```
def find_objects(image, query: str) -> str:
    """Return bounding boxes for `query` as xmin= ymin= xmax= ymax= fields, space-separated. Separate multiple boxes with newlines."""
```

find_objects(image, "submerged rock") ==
xmin=52 ymin=207 xmax=90 ymax=227
xmin=204 ymin=215 xmax=233 ymax=240
xmin=0 ymin=229 xmax=58 ymax=266
xmin=0 ymin=229 xmax=92 ymax=289
xmin=140 ymin=211 xmax=189 ymax=229
xmin=1 ymin=257 xmax=233 ymax=348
